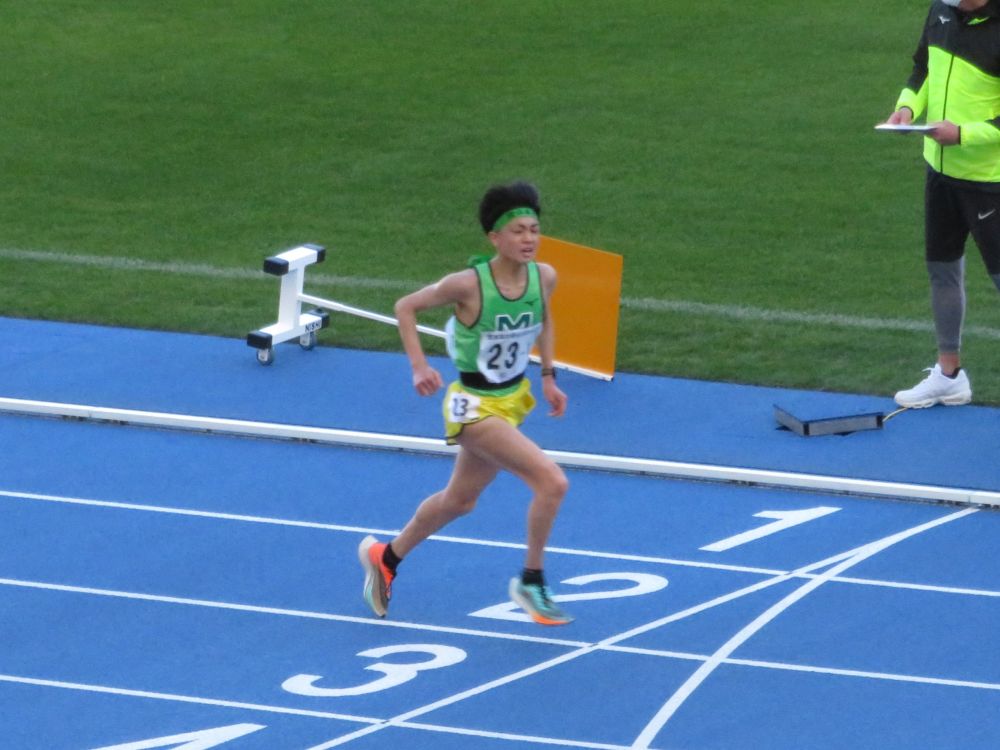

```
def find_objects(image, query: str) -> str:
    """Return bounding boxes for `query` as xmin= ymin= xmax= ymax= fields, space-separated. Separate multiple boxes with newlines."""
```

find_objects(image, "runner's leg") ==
xmin=456 ymin=416 xmax=568 ymax=570
xmin=390 ymin=446 xmax=500 ymax=558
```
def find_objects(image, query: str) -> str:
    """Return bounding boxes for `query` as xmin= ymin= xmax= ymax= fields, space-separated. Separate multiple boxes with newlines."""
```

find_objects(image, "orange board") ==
xmin=535 ymin=235 xmax=623 ymax=379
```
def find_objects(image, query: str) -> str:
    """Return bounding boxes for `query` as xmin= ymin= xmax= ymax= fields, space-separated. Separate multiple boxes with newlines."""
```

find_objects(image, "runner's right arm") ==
xmin=394 ymin=270 xmax=477 ymax=396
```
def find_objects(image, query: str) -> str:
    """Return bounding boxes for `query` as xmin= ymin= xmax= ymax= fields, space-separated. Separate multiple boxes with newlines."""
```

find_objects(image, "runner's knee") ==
xmin=440 ymin=488 xmax=478 ymax=517
xmin=535 ymin=462 xmax=569 ymax=502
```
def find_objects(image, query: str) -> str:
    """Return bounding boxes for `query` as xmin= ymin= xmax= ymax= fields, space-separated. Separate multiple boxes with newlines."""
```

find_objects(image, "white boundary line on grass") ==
xmin=0 ymin=248 xmax=413 ymax=291
xmin=623 ymin=296 xmax=1000 ymax=340
xmin=1 ymin=396 xmax=998 ymax=508
xmin=4 ymin=247 xmax=1000 ymax=340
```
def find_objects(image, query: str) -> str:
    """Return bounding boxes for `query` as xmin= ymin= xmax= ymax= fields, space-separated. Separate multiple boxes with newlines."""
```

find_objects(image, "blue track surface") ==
xmin=1 ymin=317 xmax=998 ymax=749
xmin=3 ymin=316 xmax=1000 ymax=490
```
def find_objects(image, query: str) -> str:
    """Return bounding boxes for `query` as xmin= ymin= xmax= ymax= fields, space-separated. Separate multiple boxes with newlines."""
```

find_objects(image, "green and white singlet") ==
xmin=445 ymin=260 xmax=544 ymax=397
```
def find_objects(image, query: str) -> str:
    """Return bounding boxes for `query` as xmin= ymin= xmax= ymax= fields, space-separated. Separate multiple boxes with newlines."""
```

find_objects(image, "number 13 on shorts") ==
xmin=448 ymin=390 xmax=481 ymax=422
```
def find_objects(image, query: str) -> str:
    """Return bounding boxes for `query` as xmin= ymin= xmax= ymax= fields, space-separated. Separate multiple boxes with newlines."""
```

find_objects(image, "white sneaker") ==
xmin=894 ymin=364 xmax=972 ymax=408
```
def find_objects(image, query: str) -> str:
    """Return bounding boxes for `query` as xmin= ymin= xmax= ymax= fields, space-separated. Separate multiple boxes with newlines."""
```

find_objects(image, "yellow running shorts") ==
xmin=442 ymin=378 xmax=536 ymax=445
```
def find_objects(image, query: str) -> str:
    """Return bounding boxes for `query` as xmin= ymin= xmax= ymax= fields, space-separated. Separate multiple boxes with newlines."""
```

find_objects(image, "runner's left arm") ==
xmin=537 ymin=263 xmax=567 ymax=417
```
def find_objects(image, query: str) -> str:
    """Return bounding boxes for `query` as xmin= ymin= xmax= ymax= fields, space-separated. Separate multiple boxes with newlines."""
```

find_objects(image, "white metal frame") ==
xmin=246 ymin=244 xmax=330 ymax=365
xmin=247 ymin=244 xmax=612 ymax=379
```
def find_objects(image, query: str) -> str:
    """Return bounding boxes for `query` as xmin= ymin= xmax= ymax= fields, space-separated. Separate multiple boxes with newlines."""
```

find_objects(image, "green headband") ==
xmin=491 ymin=207 xmax=538 ymax=232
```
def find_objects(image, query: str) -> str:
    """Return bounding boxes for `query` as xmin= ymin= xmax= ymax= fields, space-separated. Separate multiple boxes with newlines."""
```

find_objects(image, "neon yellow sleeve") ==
xmin=896 ymin=84 xmax=927 ymax=120
xmin=960 ymin=121 xmax=1000 ymax=146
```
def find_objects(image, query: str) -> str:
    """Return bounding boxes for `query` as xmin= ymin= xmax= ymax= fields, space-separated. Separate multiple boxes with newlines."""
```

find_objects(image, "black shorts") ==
xmin=925 ymin=167 xmax=1000 ymax=275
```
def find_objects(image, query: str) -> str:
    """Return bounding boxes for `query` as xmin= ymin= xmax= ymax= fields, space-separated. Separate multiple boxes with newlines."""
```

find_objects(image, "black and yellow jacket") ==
xmin=897 ymin=0 xmax=1000 ymax=184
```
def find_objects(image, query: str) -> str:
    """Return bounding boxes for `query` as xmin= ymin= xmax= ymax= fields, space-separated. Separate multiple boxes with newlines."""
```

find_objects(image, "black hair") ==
xmin=477 ymin=181 xmax=542 ymax=233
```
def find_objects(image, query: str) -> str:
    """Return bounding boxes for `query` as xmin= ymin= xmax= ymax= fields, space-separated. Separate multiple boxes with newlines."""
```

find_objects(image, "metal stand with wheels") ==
xmin=246 ymin=244 xmax=330 ymax=366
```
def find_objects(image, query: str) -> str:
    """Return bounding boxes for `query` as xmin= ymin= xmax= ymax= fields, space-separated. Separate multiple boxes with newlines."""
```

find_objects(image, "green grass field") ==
xmin=3 ymin=2 xmax=1000 ymax=402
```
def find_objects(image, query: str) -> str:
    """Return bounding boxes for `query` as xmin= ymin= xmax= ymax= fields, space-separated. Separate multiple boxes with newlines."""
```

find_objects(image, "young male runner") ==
xmin=358 ymin=181 xmax=573 ymax=625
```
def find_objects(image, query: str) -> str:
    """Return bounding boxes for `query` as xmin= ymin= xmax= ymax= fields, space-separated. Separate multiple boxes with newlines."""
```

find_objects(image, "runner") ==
xmin=358 ymin=181 xmax=573 ymax=625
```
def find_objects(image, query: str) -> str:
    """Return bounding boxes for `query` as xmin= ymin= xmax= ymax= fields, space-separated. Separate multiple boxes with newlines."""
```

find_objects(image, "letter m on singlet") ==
xmin=495 ymin=312 xmax=533 ymax=330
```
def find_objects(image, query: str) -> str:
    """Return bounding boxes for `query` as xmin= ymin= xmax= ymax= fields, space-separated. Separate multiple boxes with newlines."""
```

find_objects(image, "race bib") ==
xmin=476 ymin=324 xmax=542 ymax=383
xmin=447 ymin=389 xmax=481 ymax=422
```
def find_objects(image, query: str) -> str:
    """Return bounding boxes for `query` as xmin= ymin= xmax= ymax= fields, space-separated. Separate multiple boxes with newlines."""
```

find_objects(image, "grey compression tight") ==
xmin=928 ymin=259 xmax=1000 ymax=353
xmin=928 ymin=259 xmax=965 ymax=354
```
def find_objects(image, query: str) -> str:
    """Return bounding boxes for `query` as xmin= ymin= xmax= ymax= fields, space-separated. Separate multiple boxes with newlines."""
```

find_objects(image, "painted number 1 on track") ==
xmin=700 ymin=507 xmax=840 ymax=553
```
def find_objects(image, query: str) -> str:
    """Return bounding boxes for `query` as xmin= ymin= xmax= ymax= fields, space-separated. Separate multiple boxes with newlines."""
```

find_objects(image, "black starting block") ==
xmin=774 ymin=404 xmax=886 ymax=437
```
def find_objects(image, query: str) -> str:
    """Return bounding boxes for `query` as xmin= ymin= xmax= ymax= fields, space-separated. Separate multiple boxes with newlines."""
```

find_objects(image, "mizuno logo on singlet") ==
xmin=496 ymin=312 xmax=533 ymax=330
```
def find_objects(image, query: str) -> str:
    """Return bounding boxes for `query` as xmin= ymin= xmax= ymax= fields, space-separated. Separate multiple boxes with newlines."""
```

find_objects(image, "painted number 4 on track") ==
xmin=90 ymin=723 xmax=267 ymax=750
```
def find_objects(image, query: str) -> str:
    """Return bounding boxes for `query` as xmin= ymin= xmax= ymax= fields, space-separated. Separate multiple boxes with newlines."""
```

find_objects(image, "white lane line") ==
xmin=300 ymin=645 xmax=610 ymax=748
xmin=7 ymin=662 xmax=993 ymax=750
xmin=5 ymin=488 xmax=997 ymax=598
xmin=610 ymin=644 xmax=1000 ymax=691
xmin=4 ymin=561 xmax=996 ymax=750
xmin=391 ymin=720 xmax=630 ymax=750
xmin=295 ymin=539 xmax=926 ymax=748
xmin=629 ymin=507 xmax=978 ymax=749
xmin=830 ymin=574 xmax=1000 ymax=598
xmin=724 ymin=657 xmax=1000 ymax=692
xmin=0 ymin=673 xmax=377 ymax=723
xmin=0 ymin=577 xmax=586 ymax=649
xmin=5 ymin=246 xmax=999 ymax=339
xmin=0 ymin=676 xmax=632 ymax=750
xmin=7 ymin=574 xmax=999 ymax=693
xmin=0 ymin=489 xmax=787 ymax=577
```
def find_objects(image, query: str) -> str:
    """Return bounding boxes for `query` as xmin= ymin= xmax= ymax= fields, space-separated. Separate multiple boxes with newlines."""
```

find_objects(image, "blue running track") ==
xmin=0 ymin=317 xmax=998 ymax=749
